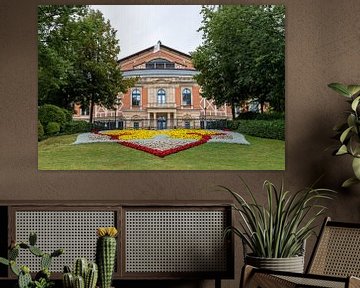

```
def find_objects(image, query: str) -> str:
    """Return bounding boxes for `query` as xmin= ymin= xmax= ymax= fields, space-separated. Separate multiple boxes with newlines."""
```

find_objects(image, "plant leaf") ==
xmin=336 ymin=144 xmax=348 ymax=155
xmin=347 ymin=85 xmax=360 ymax=97
xmin=351 ymin=96 xmax=360 ymax=111
xmin=328 ymin=83 xmax=351 ymax=97
xmin=342 ymin=177 xmax=360 ymax=188
xmin=340 ymin=126 xmax=352 ymax=143
xmin=352 ymin=157 xmax=360 ymax=179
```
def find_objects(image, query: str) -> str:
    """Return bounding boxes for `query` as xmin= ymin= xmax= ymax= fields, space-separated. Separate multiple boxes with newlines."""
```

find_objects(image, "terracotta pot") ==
xmin=245 ymin=254 xmax=305 ymax=273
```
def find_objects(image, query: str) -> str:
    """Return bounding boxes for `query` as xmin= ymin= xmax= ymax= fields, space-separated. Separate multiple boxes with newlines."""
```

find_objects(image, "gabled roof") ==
xmin=118 ymin=41 xmax=192 ymax=63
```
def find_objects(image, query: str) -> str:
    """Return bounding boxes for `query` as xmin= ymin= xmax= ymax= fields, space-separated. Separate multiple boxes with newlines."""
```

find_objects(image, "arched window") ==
xmin=182 ymin=88 xmax=191 ymax=105
xmin=157 ymin=89 xmax=166 ymax=104
xmin=132 ymin=89 xmax=141 ymax=106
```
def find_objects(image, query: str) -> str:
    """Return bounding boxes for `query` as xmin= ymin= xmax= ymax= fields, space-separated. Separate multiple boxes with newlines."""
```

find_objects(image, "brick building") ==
xmin=74 ymin=41 xmax=232 ymax=129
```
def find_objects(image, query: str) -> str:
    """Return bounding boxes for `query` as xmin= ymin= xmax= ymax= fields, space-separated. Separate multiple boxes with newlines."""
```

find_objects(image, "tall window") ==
xmin=157 ymin=89 xmax=166 ymax=104
xmin=132 ymin=89 xmax=141 ymax=106
xmin=182 ymin=88 xmax=191 ymax=105
xmin=81 ymin=106 xmax=89 ymax=116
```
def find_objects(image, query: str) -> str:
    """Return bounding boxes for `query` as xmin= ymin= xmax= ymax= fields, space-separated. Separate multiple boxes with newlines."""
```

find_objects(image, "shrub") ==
xmin=38 ymin=104 xmax=67 ymax=129
xmin=62 ymin=108 xmax=73 ymax=123
xmin=63 ymin=121 xmax=91 ymax=134
xmin=38 ymin=120 xmax=44 ymax=141
xmin=46 ymin=122 xmax=61 ymax=135
xmin=237 ymin=111 xmax=285 ymax=121
xmin=229 ymin=119 xmax=285 ymax=140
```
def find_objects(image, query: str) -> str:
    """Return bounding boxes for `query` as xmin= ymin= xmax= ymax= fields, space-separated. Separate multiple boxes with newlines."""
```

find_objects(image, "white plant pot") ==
xmin=245 ymin=254 xmax=305 ymax=273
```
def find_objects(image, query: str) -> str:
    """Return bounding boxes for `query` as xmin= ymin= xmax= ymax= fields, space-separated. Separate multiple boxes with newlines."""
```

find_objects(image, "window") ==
xmin=182 ymin=88 xmax=191 ymax=105
xmin=146 ymin=58 xmax=175 ymax=70
xmin=133 ymin=122 xmax=139 ymax=129
xmin=184 ymin=121 xmax=191 ymax=129
xmin=157 ymin=89 xmax=166 ymax=104
xmin=81 ymin=106 xmax=89 ymax=116
xmin=132 ymin=89 xmax=141 ymax=106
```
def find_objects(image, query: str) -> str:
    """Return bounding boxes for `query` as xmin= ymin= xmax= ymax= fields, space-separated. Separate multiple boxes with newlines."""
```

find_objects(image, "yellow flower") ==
xmin=100 ymin=129 xmax=218 ymax=141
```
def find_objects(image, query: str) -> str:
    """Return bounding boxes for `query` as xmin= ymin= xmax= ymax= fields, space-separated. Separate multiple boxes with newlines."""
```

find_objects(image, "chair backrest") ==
xmin=307 ymin=217 xmax=360 ymax=277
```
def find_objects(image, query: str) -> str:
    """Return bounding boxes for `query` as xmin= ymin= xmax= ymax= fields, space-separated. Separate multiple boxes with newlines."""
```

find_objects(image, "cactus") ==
xmin=29 ymin=232 xmax=37 ymax=246
xmin=29 ymin=245 xmax=44 ymax=257
xmin=10 ymin=260 xmax=20 ymax=276
xmin=74 ymin=258 xmax=87 ymax=279
xmin=74 ymin=275 xmax=85 ymax=288
xmin=9 ymin=246 xmax=19 ymax=260
xmin=63 ymin=259 xmax=98 ymax=288
xmin=63 ymin=272 xmax=74 ymax=288
xmin=18 ymin=269 xmax=32 ymax=288
xmin=0 ymin=257 xmax=9 ymax=266
xmin=85 ymin=263 xmax=98 ymax=288
xmin=0 ymin=232 xmax=63 ymax=288
xmin=41 ymin=253 xmax=52 ymax=270
xmin=96 ymin=227 xmax=118 ymax=288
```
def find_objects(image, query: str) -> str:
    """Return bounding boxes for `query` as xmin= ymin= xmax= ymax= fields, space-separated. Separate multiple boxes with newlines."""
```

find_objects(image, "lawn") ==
xmin=38 ymin=134 xmax=285 ymax=170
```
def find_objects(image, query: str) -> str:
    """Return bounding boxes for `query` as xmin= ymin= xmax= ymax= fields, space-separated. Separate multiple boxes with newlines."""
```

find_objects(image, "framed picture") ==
xmin=38 ymin=5 xmax=285 ymax=170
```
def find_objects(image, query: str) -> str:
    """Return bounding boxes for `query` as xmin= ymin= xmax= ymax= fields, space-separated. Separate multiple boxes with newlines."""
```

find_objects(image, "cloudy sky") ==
xmin=91 ymin=5 xmax=204 ymax=59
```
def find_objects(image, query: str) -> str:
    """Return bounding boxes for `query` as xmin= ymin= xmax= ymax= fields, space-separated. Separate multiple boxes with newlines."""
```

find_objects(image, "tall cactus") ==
xmin=96 ymin=227 xmax=118 ymax=288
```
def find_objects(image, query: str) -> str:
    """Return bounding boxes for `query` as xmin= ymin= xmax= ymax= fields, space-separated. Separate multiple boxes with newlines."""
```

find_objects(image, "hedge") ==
xmin=46 ymin=122 xmax=61 ymax=135
xmin=63 ymin=121 xmax=92 ymax=134
xmin=236 ymin=111 xmax=285 ymax=121
xmin=38 ymin=104 xmax=67 ymax=129
xmin=229 ymin=119 xmax=285 ymax=140
xmin=38 ymin=120 xmax=44 ymax=141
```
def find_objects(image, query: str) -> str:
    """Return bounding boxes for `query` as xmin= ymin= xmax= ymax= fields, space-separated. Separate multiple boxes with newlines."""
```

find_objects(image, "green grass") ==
xmin=38 ymin=134 xmax=285 ymax=170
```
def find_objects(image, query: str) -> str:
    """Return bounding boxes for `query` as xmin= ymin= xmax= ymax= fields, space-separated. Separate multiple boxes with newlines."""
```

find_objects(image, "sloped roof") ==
xmin=118 ymin=41 xmax=192 ymax=63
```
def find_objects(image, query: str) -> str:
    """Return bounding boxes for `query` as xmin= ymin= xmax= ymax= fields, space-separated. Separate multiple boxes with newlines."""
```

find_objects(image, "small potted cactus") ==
xmin=0 ymin=232 xmax=63 ymax=288
xmin=63 ymin=258 xmax=98 ymax=288
xmin=96 ymin=227 xmax=118 ymax=288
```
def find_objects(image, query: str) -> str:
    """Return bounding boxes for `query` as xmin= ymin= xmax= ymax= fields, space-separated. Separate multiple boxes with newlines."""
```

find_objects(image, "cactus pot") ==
xmin=245 ymin=254 xmax=304 ymax=273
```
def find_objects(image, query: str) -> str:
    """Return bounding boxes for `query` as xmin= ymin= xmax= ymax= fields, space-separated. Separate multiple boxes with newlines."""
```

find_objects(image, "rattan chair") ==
xmin=241 ymin=217 xmax=360 ymax=288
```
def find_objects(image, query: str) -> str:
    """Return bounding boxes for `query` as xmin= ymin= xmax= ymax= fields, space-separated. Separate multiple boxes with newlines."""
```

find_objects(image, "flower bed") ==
xmin=73 ymin=129 xmax=250 ymax=157
xmin=96 ymin=129 xmax=222 ymax=157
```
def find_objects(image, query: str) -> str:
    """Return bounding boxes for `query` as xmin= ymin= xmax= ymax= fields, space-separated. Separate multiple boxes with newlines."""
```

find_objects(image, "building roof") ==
xmin=122 ymin=68 xmax=199 ymax=78
xmin=118 ymin=41 xmax=192 ymax=63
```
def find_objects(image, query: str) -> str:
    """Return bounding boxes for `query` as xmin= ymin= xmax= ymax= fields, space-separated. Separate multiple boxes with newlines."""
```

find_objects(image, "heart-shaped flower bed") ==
xmin=96 ymin=129 xmax=224 ymax=157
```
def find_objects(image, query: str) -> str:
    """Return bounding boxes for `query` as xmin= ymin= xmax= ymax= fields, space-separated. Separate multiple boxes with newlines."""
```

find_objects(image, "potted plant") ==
xmin=0 ymin=232 xmax=63 ymax=288
xmin=223 ymin=179 xmax=334 ymax=273
xmin=328 ymin=83 xmax=360 ymax=187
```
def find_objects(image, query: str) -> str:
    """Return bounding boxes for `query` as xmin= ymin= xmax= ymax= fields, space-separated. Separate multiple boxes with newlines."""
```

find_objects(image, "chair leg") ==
xmin=240 ymin=265 xmax=255 ymax=288
xmin=349 ymin=276 xmax=360 ymax=288
xmin=240 ymin=265 xmax=296 ymax=288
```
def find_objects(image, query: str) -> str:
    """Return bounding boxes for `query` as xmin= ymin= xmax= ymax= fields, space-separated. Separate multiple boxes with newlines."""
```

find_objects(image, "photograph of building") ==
xmin=74 ymin=41 xmax=232 ymax=129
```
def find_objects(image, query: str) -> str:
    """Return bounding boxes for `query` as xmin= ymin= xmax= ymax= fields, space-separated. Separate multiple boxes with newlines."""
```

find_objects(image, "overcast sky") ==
xmin=91 ymin=5 xmax=204 ymax=59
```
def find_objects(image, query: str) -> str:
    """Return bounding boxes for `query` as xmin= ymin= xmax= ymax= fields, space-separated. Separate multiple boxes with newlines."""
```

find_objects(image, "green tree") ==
xmin=38 ymin=6 xmax=136 ymax=122
xmin=70 ymin=10 xmax=135 ymax=123
xmin=192 ymin=5 xmax=285 ymax=118
xmin=38 ymin=5 xmax=88 ymax=108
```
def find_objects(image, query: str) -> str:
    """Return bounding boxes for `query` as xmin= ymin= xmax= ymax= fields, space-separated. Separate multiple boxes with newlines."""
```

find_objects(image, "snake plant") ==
xmin=223 ymin=179 xmax=335 ymax=258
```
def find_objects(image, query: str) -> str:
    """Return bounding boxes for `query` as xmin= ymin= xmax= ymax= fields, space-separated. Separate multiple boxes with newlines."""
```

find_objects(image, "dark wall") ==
xmin=1 ymin=1 xmax=360 ymax=287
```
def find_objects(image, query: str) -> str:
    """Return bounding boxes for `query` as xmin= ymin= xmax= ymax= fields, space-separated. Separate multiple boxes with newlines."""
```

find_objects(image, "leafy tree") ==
xmin=192 ymin=5 xmax=285 ymax=118
xmin=70 ymin=10 xmax=136 ymax=123
xmin=38 ymin=6 xmax=136 ymax=122
xmin=38 ymin=5 xmax=88 ymax=108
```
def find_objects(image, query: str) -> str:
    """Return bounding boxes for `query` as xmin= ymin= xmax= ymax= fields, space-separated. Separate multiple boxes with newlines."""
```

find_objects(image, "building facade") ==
xmin=74 ymin=41 xmax=232 ymax=129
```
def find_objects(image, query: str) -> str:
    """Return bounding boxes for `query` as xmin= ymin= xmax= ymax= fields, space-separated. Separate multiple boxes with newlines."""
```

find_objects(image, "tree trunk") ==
xmin=260 ymin=102 xmax=264 ymax=113
xmin=89 ymin=99 xmax=95 ymax=124
xmin=230 ymin=99 xmax=236 ymax=120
